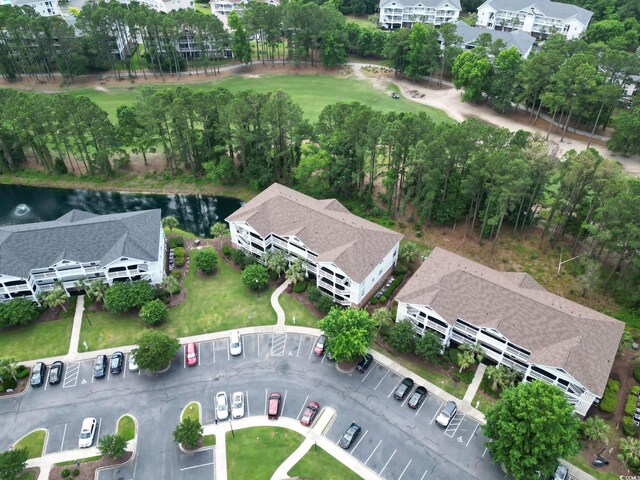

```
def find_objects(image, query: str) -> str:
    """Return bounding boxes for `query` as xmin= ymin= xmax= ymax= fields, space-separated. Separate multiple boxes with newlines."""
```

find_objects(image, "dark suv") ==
xmin=110 ymin=352 xmax=124 ymax=374
xmin=339 ymin=423 xmax=361 ymax=449
xmin=94 ymin=355 xmax=108 ymax=378
xmin=30 ymin=362 xmax=46 ymax=387
xmin=356 ymin=354 xmax=373 ymax=373
xmin=393 ymin=377 xmax=414 ymax=400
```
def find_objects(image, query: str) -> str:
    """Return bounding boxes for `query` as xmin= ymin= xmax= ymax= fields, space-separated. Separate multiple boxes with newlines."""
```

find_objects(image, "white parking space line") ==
xmin=308 ymin=342 xmax=315 ymax=359
xmin=242 ymin=337 xmax=246 ymax=359
xmin=430 ymin=401 xmax=445 ymax=425
xmin=365 ymin=440 xmax=382 ymax=465
xmin=281 ymin=390 xmax=288 ymax=415
xmin=321 ymin=353 xmax=326 ymax=364
xmin=60 ymin=423 xmax=67 ymax=451
xmin=258 ymin=335 xmax=260 ymax=357
xmin=296 ymin=338 xmax=302 ymax=358
xmin=264 ymin=389 xmax=268 ymax=416
xmin=482 ymin=439 xmax=492 ymax=458
xmin=179 ymin=462 xmax=215 ymax=471
xmin=183 ymin=346 xmax=186 ymax=369
xmin=420 ymin=469 xmax=429 ymax=480
xmin=123 ymin=363 xmax=126 ymax=378
xmin=227 ymin=337 xmax=230 ymax=361
xmin=107 ymin=367 xmax=111 ymax=381
xmin=401 ymin=392 xmax=411 ymax=407
xmin=296 ymin=396 xmax=309 ymax=420
xmin=246 ymin=391 xmax=250 ymax=417
xmin=388 ymin=379 xmax=402 ymax=398
xmin=212 ymin=341 xmax=216 ymax=364
xmin=198 ymin=345 xmax=201 ymax=366
xmin=63 ymin=363 xmax=79 ymax=388
xmin=361 ymin=365 xmax=375 ymax=383
xmin=44 ymin=369 xmax=49 ymax=391
xmin=351 ymin=430 xmax=368 ymax=455
xmin=466 ymin=423 xmax=480 ymax=447
xmin=96 ymin=417 xmax=102 ymax=441
xmin=379 ymin=449 xmax=397 ymax=475
xmin=91 ymin=373 xmax=95 ymax=384
xmin=374 ymin=370 xmax=389 ymax=390
xmin=444 ymin=413 xmax=465 ymax=438
xmin=271 ymin=333 xmax=287 ymax=356
xmin=415 ymin=395 xmax=429 ymax=416
xmin=398 ymin=459 xmax=412 ymax=480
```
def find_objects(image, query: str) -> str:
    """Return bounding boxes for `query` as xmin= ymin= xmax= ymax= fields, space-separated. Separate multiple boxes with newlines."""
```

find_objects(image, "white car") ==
xmin=231 ymin=392 xmax=245 ymax=419
xmin=216 ymin=392 xmax=229 ymax=421
xmin=128 ymin=352 xmax=138 ymax=372
xmin=78 ymin=417 xmax=97 ymax=448
xmin=229 ymin=331 xmax=242 ymax=356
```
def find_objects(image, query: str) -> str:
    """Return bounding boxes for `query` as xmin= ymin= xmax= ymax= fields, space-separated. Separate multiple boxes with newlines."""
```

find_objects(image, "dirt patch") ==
xmin=48 ymin=452 xmax=133 ymax=480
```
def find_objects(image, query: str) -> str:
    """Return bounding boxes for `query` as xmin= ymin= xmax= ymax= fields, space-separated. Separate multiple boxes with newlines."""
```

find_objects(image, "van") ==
xmin=435 ymin=401 xmax=457 ymax=427
xmin=268 ymin=392 xmax=281 ymax=420
xmin=78 ymin=417 xmax=97 ymax=448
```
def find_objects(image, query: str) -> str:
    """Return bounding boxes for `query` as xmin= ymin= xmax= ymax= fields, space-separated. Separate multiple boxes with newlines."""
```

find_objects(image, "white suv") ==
xmin=216 ymin=392 xmax=229 ymax=421
xmin=435 ymin=401 xmax=457 ymax=427
xmin=78 ymin=417 xmax=97 ymax=448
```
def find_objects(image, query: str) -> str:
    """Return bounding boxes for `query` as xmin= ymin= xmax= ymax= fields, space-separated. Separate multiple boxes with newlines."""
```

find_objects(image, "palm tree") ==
xmin=580 ymin=417 xmax=609 ymax=444
xmin=44 ymin=285 xmax=68 ymax=312
xmin=0 ymin=357 xmax=19 ymax=382
xmin=265 ymin=250 xmax=288 ymax=279
xmin=74 ymin=277 xmax=90 ymax=295
xmin=372 ymin=307 xmax=393 ymax=330
xmin=160 ymin=275 xmax=180 ymax=297
xmin=619 ymin=437 xmax=640 ymax=469
xmin=485 ymin=365 xmax=519 ymax=392
xmin=285 ymin=258 xmax=306 ymax=285
xmin=87 ymin=280 xmax=106 ymax=304
xmin=162 ymin=216 xmax=178 ymax=233
xmin=209 ymin=222 xmax=229 ymax=248
xmin=399 ymin=241 xmax=420 ymax=265
xmin=458 ymin=343 xmax=484 ymax=372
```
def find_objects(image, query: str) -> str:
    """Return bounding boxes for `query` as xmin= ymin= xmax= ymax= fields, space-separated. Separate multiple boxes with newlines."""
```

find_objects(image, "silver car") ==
xmin=231 ymin=391 xmax=245 ymax=419
xmin=216 ymin=392 xmax=229 ymax=421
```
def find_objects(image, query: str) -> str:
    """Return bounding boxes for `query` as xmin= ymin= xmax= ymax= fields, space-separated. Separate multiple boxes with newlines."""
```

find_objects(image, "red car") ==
xmin=313 ymin=335 xmax=326 ymax=356
xmin=300 ymin=401 xmax=320 ymax=427
xmin=185 ymin=343 xmax=198 ymax=367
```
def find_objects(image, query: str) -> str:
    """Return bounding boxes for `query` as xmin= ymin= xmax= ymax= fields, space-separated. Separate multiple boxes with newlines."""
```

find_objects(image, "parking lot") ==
xmin=1 ymin=332 xmax=506 ymax=480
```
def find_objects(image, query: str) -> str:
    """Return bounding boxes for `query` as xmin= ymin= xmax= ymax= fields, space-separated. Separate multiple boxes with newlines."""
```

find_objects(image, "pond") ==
xmin=0 ymin=184 xmax=244 ymax=237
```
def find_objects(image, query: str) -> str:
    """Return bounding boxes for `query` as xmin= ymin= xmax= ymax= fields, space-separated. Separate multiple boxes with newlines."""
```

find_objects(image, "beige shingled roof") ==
xmin=226 ymin=184 xmax=403 ymax=283
xmin=396 ymin=247 xmax=624 ymax=397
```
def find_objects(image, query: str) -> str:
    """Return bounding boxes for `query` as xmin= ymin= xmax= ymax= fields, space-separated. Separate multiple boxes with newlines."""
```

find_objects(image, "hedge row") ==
xmin=168 ymin=236 xmax=184 ymax=249
xmin=599 ymin=379 xmax=620 ymax=413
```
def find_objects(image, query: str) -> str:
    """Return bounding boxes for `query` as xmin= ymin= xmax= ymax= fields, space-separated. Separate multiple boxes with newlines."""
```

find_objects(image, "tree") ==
xmin=0 ymin=447 xmax=28 ymax=480
xmin=192 ymin=248 xmax=219 ymax=274
xmin=173 ymin=417 xmax=202 ymax=449
xmin=318 ymin=308 xmax=377 ymax=362
xmin=371 ymin=307 xmax=393 ymax=330
xmin=104 ymin=281 xmax=155 ymax=314
xmin=452 ymin=48 xmax=491 ymax=102
xmin=241 ymin=264 xmax=269 ymax=292
xmin=619 ymin=328 xmax=634 ymax=355
xmin=414 ymin=331 xmax=442 ymax=363
xmin=162 ymin=216 xmax=178 ymax=233
xmin=484 ymin=365 xmax=519 ymax=392
xmin=139 ymin=299 xmax=168 ymax=326
xmin=399 ymin=242 xmax=420 ymax=265
xmin=489 ymin=47 xmax=522 ymax=113
xmin=42 ymin=286 xmax=68 ymax=312
xmin=0 ymin=298 xmax=39 ymax=328
xmin=132 ymin=330 xmax=180 ymax=372
xmin=484 ymin=381 xmax=580 ymax=480
xmin=285 ymin=258 xmax=306 ymax=285
xmin=86 ymin=279 xmax=107 ymax=304
xmin=263 ymin=250 xmax=288 ymax=279
xmin=575 ymin=257 xmax=601 ymax=297
xmin=579 ymin=416 xmax=609 ymax=444
xmin=0 ymin=357 xmax=19 ymax=382
xmin=609 ymin=105 xmax=640 ymax=155
xmin=619 ymin=437 xmax=640 ymax=473
xmin=388 ymin=320 xmax=416 ymax=353
xmin=458 ymin=343 xmax=483 ymax=372
xmin=405 ymin=23 xmax=440 ymax=81
xmin=98 ymin=434 xmax=127 ymax=459
xmin=160 ymin=275 xmax=180 ymax=297
xmin=209 ymin=222 xmax=229 ymax=248
xmin=229 ymin=12 xmax=251 ymax=65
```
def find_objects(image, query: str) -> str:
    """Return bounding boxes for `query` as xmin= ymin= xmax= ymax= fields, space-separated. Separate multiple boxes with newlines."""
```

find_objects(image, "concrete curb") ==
xmin=178 ymin=402 xmax=212 ymax=454
xmin=14 ymin=427 xmax=48 ymax=459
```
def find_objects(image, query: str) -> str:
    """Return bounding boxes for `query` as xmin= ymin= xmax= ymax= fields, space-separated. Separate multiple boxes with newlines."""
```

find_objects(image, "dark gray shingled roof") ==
xmin=396 ymin=247 xmax=623 ymax=397
xmin=0 ymin=209 xmax=162 ymax=279
xmin=479 ymin=0 xmax=593 ymax=26
xmin=226 ymin=183 xmax=404 ymax=283
xmin=452 ymin=21 xmax=535 ymax=57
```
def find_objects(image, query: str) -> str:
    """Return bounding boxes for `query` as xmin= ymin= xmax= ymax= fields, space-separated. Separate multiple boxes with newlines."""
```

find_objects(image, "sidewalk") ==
xmin=463 ymin=363 xmax=487 ymax=406
xmin=67 ymin=296 xmax=84 ymax=356
xmin=271 ymin=279 xmax=291 ymax=330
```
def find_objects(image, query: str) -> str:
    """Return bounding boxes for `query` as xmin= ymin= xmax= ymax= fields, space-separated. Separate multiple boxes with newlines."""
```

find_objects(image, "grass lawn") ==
xmin=182 ymin=402 xmax=200 ymax=422
xmin=280 ymin=292 xmax=321 ymax=328
xmin=345 ymin=15 xmax=375 ymax=27
xmin=0 ymin=318 xmax=73 ymax=362
xmin=471 ymin=390 xmax=498 ymax=415
xmin=226 ymin=427 xmax=303 ymax=480
xmin=64 ymin=75 xmax=451 ymax=123
xmin=372 ymin=345 xmax=468 ymax=398
xmin=288 ymin=445 xmax=363 ymax=480
xmin=203 ymin=434 xmax=216 ymax=446
xmin=164 ymin=226 xmax=198 ymax=239
xmin=15 ymin=430 xmax=46 ymax=459
xmin=17 ymin=471 xmax=37 ymax=480
xmin=194 ymin=3 xmax=211 ymax=14
xmin=567 ymin=453 xmax=620 ymax=480
xmin=117 ymin=415 xmax=136 ymax=442
xmin=79 ymin=260 xmax=276 ymax=350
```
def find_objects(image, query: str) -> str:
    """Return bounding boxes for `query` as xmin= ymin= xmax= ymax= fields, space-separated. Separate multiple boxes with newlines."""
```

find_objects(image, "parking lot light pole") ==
xmin=82 ymin=307 xmax=92 ymax=326
xmin=255 ymin=279 xmax=260 ymax=298
xmin=229 ymin=419 xmax=235 ymax=437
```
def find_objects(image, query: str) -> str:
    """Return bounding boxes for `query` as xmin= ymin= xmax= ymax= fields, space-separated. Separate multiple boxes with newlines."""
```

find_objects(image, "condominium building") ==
xmin=449 ymin=20 xmax=536 ymax=58
xmin=9 ymin=0 xmax=61 ymax=16
xmin=379 ymin=0 xmax=461 ymax=29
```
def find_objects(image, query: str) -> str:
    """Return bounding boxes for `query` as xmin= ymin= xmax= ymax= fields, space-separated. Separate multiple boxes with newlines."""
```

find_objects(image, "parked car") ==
xmin=216 ymin=392 xmax=229 ymax=421
xmin=231 ymin=391 xmax=245 ymax=419
xmin=78 ymin=417 xmax=97 ymax=448
xmin=30 ymin=362 xmax=46 ymax=387
xmin=110 ymin=352 xmax=124 ymax=374
xmin=313 ymin=335 xmax=326 ymax=356
xmin=93 ymin=355 xmax=107 ymax=379
xmin=339 ymin=423 xmax=361 ymax=449
xmin=128 ymin=352 xmax=138 ymax=372
xmin=300 ymin=401 xmax=320 ymax=427
xmin=436 ymin=401 xmax=458 ymax=427
xmin=229 ymin=331 xmax=242 ymax=356
xmin=356 ymin=354 xmax=373 ymax=373
xmin=393 ymin=377 xmax=414 ymax=400
xmin=268 ymin=392 xmax=281 ymax=420
xmin=408 ymin=386 xmax=428 ymax=409
xmin=48 ymin=361 xmax=64 ymax=385
xmin=185 ymin=343 xmax=198 ymax=367
xmin=553 ymin=464 xmax=569 ymax=480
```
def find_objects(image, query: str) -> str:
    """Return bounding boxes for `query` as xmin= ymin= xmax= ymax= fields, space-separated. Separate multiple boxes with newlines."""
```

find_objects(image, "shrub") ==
xmin=634 ymin=367 xmax=640 ymax=383
xmin=221 ymin=245 xmax=234 ymax=258
xmin=316 ymin=296 xmax=335 ymax=315
xmin=293 ymin=281 xmax=307 ymax=293
xmin=0 ymin=385 xmax=4 ymax=393
xmin=192 ymin=248 xmax=219 ymax=274
xmin=632 ymin=385 xmax=640 ymax=396
xmin=71 ymin=469 xmax=80 ymax=477
xmin=170 ymin=270 xmax=182 ymax=280
xmin=230 ymin=249 xmax=256 ymax=269
xmin=174 ymin=247 xmax=186 ymax=267
xmin=599 ymin=380 xmax=620 ymax=413
xmin=1 ymin=375 xmax=17 ymax=390
xmin=393 ymin=264 xmax=408 ymax=276
xmin=241 ymin=264 xmax=269 ymax=291
xmin=61 ymin=469 xmax=70 ymax=478
xmin=448 ymin=347 xmax=462 ymax=366
xmin=623 ymin=416 xmax=639 ymax=436
xmin=0 ymin=298 xmax=40 ymax=328
xmin=15 ymin=365 xmax=29 ymax=379
xmin=168 ymin=236 xmax=184 ymax=249
xmin=626 ymin=393 xmax=638 ymax=416
xmin=381 ymin=274 xmax=405 ymax=300
xmin=370 ymin=297 xmax=379 ymax=305
xmin=379 ymin=295 xmax=387 ymax=303
xmin=104 ymin=281 xmax=155 ymax=314
xmin=139 ymin=299 xmax=168 ymax=326
xmin=307 ymin=286 xmax=323 ymax=304
xmin=388 ymin=321 xmax=415 ymax=353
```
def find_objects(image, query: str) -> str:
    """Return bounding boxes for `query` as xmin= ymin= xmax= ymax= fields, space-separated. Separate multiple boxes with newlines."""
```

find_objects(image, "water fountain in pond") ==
xmin=13 ymin=204 xmax=30 ymax=217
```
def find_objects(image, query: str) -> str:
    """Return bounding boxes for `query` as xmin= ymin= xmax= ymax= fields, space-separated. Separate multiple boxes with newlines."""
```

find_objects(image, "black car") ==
xmin=30 ymin=362 xmax=46 ymax=387
xmin=94 ymin=355 xmax=108 ymax=379
xmin=48 ymin=361 xmax=64 ymax=385
xmin=408 ymin=386 xmax=428 ymax=409
xmin=393 ymin=377 xmax=414 ymax=400
xmin=356 ymin=354 xmax=373 ymax=373
xmin=110 ymin=352 xmax=124 ymax=374
xmin=339 ymin=422 xmax=361 ymax=449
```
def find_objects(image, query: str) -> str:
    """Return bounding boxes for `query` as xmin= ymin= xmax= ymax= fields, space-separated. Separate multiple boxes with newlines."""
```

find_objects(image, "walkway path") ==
xmin=271 ymin=279 xmax=291 ymax=330
xmin=67 ymin=296 xmax=84 ymax=356
xmin=463 ymin=363 xmax=487 ymax=406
